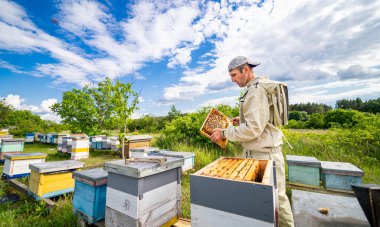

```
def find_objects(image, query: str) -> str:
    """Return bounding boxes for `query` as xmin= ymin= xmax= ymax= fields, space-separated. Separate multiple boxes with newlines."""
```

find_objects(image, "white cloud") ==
xmin=201 ymin=96 xmax=238 ymax=107
xmin=3 ymin=94 xmax=61 ymax=122
xmin=162 ymin=0 xmax=380 ymax=102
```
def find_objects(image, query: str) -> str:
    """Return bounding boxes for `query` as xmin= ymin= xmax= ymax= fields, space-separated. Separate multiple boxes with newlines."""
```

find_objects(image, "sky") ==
xmin=1 ymin=0 xmax=380 ymax=122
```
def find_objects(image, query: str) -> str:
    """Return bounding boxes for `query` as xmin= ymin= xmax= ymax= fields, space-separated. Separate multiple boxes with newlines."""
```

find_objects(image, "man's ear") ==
xmin=244 ymin=65 xmax=250 ymax=74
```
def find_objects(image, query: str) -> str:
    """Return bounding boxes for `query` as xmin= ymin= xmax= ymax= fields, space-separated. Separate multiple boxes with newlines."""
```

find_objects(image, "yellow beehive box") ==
xmin=28 ymin=160 xmax=84 ymax=200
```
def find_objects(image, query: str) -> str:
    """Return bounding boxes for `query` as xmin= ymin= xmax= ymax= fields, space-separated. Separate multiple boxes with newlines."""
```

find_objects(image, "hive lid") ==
xmin=158 ymin=150 xmax=195 ymax=158
xmin=286 ymin=155 xmax=321 ymax=167
xmin=321 ymin=161 xmax=364 ymax=176
xmin=130 ymin=147 xmax=159 ymax=153
xmin=1 ymin=138 xmax=24 ymax=142
xmin=29 ymin=160 xmax=84 ymax=173
xmin=5 ymin=152 xmax=47 ymax=160
xmin=125 ymin=135 xmax=153 ymax=141
xmin=73 ymin=168 xmax=108 ymax=185
xmin=104 ymin=157 xmax=183 ymax=178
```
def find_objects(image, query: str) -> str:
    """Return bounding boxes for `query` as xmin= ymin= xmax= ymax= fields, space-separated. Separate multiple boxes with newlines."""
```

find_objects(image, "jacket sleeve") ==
xmin=225 ymin=87 xmax=270 ymax=142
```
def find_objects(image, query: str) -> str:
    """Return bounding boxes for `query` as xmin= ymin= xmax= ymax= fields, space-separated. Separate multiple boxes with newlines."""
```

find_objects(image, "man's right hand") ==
xmin=232 ymin=117 xmax=240 ymax=126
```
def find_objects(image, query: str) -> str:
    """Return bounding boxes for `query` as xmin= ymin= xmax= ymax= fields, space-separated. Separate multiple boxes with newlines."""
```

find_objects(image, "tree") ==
xmin=109 ymin=79 xmax=139 ymax=159
xmin=167 ymin=105 xmax=183 ymax=121
xmin=0 ymin=100 xmax=13 ymax=126
xmin=52 ymin=77 xmax=140 ymax=151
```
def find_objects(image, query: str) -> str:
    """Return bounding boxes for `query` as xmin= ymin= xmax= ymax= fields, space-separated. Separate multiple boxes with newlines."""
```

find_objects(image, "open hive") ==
xmin=191 ymin=157 xmax=278 ymax=227
xmin=200 ymin=108 xmax=230 ymax=148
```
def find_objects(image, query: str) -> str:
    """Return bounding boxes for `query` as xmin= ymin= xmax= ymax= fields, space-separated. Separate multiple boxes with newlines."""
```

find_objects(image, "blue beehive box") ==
xmin=73 ymin=168 xmax=108 ymax=223
xmin=286 ymin=155 xmax=321 ymax=187
xmin=321 ymin=161 xmax=364 ymax=190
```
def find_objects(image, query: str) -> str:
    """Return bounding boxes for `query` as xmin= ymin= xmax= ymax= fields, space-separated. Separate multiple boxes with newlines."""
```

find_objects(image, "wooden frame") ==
xmin=200 ymin=108 xmax=230 ymax=148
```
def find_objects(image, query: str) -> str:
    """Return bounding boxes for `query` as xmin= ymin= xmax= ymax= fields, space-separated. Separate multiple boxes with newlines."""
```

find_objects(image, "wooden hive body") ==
xmin=104 ymin=157 xmax=183 ymax=227
xmin=71 ymin=136 xmax=89 ymax=160
xmin=190 ymin=157 xmax=278 ymax=227
xmin=286 ymin=155 xmax=321 ymax=187
xmin=124 ymin=135 xmax=153 ymax=157
xmin=73 ymin=168 xmax=108 ymax=223
xmin=28 ymin=160 xmax=84 ymax=200
xmin=3 ymin=153 xmax=47 ymax=179
xmin=321 ymin=161 xmax=364 ymax=190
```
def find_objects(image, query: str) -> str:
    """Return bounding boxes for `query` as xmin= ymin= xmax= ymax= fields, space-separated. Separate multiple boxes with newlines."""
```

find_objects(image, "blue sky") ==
xmin=1 ymin=0 xmax=380 ymax=122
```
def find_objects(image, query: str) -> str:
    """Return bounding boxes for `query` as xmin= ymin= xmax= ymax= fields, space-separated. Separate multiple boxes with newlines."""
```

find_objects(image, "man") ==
xmin=211 ymin=56 xmax=294 ymax=227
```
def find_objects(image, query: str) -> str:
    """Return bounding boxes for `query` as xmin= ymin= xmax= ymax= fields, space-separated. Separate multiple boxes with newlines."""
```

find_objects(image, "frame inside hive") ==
xmin=196 ymin=157 xmax=271 ymax=184
xmin=200 ymin=108 xmax=231 ymax=148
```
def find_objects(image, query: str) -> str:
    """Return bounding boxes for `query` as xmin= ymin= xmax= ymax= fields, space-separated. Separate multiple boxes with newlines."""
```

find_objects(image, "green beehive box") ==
xmin=286 ymin=155 xmax=321 ymax=187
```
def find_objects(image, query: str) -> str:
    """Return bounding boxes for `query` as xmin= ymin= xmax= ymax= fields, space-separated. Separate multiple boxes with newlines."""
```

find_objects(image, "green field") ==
xmin=0 ymin=129 xmax=379 ymax=225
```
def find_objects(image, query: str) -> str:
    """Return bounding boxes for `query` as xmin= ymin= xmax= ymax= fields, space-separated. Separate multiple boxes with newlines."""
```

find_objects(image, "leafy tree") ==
xmin=290 ymin=103 xmax=332 ymax=114
xmin=167 ymin=105 xmax=183 ymax=122
xmin=52 ymin=77 xmax=140 ymax=150
xmin=110 ymin=79 xmax=139 ymax=159
xmin=289 ymin=110 xmax=309 ymax=121
xmin=306 ymin=113 xmax=325 ymax=129
xmin=324 ymin=109 xmax=360 ymax=128
xmin=0 ymin=100 xmax=13 ymax=126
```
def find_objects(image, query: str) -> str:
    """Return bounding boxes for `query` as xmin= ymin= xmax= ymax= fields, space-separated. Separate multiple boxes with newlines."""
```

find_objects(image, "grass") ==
xmin=1 ymin=129 xmax=379 ymax=224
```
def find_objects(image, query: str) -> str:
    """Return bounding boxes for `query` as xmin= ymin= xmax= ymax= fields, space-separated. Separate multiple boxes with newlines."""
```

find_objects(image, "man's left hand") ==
xmin=211 ymin=128 xmax=223 ymax=142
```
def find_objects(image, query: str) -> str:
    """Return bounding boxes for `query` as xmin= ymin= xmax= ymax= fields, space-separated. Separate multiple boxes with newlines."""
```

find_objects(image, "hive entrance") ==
xmin=198 ymin=157 xmax=268 ymax=183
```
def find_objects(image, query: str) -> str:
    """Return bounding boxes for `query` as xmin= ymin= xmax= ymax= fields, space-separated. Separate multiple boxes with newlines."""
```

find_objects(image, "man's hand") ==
xmin=211 ymin=128 xmax=223 ymax=142
xmin=232 ymin=117 xmax=240 ymax=126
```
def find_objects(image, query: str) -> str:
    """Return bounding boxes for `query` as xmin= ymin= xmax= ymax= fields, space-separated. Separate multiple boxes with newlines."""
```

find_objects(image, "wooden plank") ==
xmin=222 ymin=159 xmax=242 ymax=178
xmin=216 ymin=159 xmax=238 ymax=177
xmin=228 ymin=159 xmax=248 ymax=179
xmin=235 ymin=160 xmax=254 ymax=180
xmin=243 ymin=160 xmax=259 ymax=182
xmin=8 ymin=179 xmax=56 ymax=208
xmin=173 ymin=218 xmax=191 ymax=227
xmin=261 ymin=161 xmax=272 ymax=185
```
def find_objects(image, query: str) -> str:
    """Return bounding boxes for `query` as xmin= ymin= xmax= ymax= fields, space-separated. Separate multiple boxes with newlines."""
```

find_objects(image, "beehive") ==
xmin=200 ymin=108 xmax=230 ymax=148
xmin=0 ymin=135 xmax=13 ymax=151
xmin=321 ymin=161 xmax=364 ymax=190
xmin=25 ymin=133 xmax=35 ymax=143
xmin=3 ymin=153 xmax=47 ymax=179
xmin=29 ymin=160 xmax=84 ymax=200
xmin=38 ymin=134 xmax=46 ymax=143
xmin=123 ymin=135 xmax=153 ymax=157
xmin=90 ymin=135 xmax=106 ymax=150
xmin=191 ymin=157 xmax=277 ymax=227
xmin=57 ymin=134 xmax=70 ymax=152
xmin=286 ymin=155 xmax=321 ymax=187
xmin=73 ymin=168 xmax=108 ymax=224
xmin=154 ymin=150 xmax=195 ymax=172
xmin=109 ymin=136 xmax=119 ymax=151
xmin=62 ymin=136 xmax=72 ymax=153
xmin=71 ymin=135 xmax=89 ymax=160
xmin=104 ymin=157 xmax=183 ymax=227
xmin=0 ymin=139 xmax=24 ymax=161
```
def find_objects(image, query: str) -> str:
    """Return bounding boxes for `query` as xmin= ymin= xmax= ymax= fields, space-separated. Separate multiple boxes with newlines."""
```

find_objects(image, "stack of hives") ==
xmin=0 ymin=138 xmax=24 ymax=162
xmin=25 ymin=133 xmax=35 ymax=143
xmin=71 ymin=135 xmax=89 ymax=160
xmin=29 ymin=160 xmax=84 ymax=200
xmin=104 ymin=156 xmax=183 ymax=227
xmin=191 ymin=157 xmax=277 ymax=227
xmin=57 ymin=134 xmax=70 ymax=152
xmin=3 ymin=153 xmax=47 ymax=179
xmin=61 ymin=136 xmax=72 ymax=153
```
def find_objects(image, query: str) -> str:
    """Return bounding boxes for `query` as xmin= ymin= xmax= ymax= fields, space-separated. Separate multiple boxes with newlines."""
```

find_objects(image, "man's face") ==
xmin=229 ymin=66 xmax=248 ymax=87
